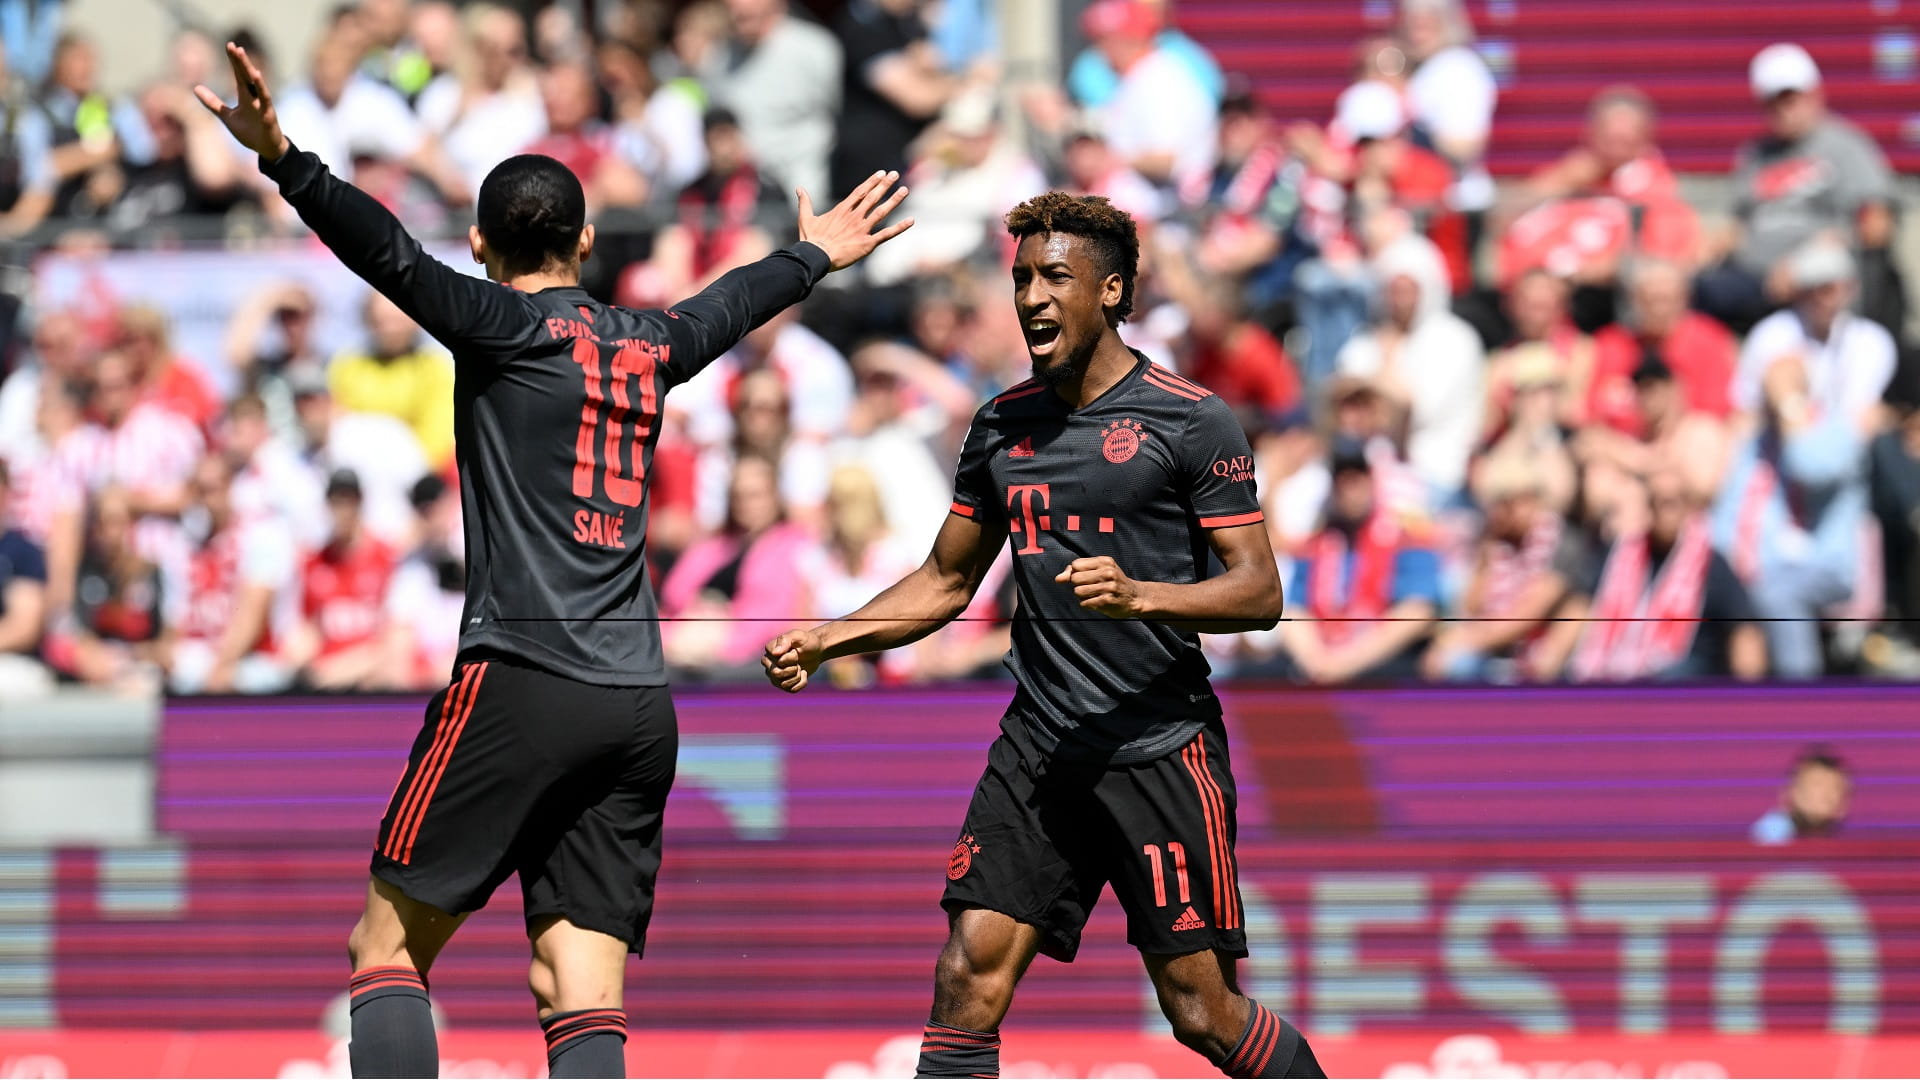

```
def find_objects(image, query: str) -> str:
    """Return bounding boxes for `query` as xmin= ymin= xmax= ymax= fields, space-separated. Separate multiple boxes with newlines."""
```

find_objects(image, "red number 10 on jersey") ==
xmin=570 ymin=337 xmax=661 ymax=508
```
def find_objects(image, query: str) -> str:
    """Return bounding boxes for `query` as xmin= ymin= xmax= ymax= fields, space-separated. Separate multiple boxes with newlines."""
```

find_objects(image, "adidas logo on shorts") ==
xmin=1171 ymin=906 xmax=1207 ymax=932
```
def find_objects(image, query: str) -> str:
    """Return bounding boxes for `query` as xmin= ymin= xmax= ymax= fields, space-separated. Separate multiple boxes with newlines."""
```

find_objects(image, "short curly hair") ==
xmin=1004 ymin=192 xmax=1140 ymax=323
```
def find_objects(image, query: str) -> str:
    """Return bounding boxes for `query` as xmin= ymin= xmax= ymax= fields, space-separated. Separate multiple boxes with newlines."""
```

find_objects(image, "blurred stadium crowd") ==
xmin=0 ymin=0 xmax=1916 ymax=696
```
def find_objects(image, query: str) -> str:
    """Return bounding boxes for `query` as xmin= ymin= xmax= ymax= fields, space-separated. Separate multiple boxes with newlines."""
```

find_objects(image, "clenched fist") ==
xmin=761 ymin=629 xmax=825 ymax=693
xmin=1055 ymin=556 xmax=1144 ymax=619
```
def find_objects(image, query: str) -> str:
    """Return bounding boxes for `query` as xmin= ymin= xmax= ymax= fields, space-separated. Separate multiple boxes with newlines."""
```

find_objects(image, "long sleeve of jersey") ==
xmin=262 ymin=143 xmax=534 ymax=361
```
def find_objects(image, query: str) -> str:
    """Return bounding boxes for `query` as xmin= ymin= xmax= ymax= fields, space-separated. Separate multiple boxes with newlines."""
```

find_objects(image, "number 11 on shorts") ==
xmin=1142 ymin=842 xmax=1191 ymax=908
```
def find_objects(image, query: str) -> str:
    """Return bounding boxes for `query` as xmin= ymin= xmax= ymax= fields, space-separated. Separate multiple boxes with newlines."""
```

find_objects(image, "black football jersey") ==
xmin=951 ymin=352 xmax=1266 ymax=763
xmin=265 ymin=145 xmax=831 ymax=685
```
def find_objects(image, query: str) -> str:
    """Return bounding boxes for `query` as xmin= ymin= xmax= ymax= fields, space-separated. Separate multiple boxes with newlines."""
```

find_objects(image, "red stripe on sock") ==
xmin=350 ymin=978 xmax=427 ymax=996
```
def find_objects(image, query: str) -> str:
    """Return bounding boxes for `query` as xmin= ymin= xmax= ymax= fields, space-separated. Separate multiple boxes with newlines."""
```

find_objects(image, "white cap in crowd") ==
xmin=1750 ymin=42 xmax=1821 ymax=100
xmin=1335 ymin=79 xmax=1407 ymax=142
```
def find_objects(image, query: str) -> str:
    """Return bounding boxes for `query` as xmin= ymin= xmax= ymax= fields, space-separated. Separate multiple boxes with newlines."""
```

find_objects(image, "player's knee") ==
xmin=933 ymin=934 xmax=1017 ymax=1014
xmin=347 ymin=908 xmax=409 ymax=971
xmin=1153 ymin=969 xmax=1243 ymax=1058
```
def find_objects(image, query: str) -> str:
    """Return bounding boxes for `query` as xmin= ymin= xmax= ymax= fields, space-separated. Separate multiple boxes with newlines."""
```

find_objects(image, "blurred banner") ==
xmin=6 ymin=685 xmax=1917 ymax=1074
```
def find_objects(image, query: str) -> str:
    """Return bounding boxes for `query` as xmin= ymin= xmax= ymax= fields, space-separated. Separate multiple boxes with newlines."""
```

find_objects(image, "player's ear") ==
xmin=1101 ymin=271 xmax=1124 ymax=321
xmin=577 ymin=224 xmax=595 ymax=265
xmin=467 ymin=224 xmax=486 ymax=265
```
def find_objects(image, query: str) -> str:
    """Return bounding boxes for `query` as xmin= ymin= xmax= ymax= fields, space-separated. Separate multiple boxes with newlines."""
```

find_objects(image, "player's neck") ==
xmin=1051 ymin=332 xmax=1137 ymax=410
xmin=500 ymin=270 xmax=582 ymax=293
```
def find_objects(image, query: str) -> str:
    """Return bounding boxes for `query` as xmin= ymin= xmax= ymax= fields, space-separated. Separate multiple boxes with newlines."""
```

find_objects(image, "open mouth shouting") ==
xmin=1023 ymin=316 xmax=1063 ymax=356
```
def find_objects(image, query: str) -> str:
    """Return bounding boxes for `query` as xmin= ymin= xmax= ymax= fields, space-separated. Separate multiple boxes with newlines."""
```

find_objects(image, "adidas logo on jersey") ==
xmin=1008 ymin=436 xmax=1035 ymax=458
xmin=1172 ymin=906 xmax=1207 ymax=932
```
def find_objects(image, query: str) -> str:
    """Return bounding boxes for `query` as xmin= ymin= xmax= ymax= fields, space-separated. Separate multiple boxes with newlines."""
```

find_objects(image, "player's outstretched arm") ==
xmin=1057 ymin=522 xmax=1284 ymax=633
xmin=762 ymin=510 xmax=1004 ymax=693
xmin=195 ymin=43 xmax=527 ymax=357
xmin=661 ymin=171 xmax=913 ymax=385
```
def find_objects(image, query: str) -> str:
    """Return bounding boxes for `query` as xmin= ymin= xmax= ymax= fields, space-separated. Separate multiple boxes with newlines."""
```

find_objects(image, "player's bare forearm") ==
xmin=1059 ymin=521 xmax=1283 ymax=633
xmin=763 ymin=511 xmax=1002 ymax=692
xmin=816 ymin=563 xmax=976 ymax=660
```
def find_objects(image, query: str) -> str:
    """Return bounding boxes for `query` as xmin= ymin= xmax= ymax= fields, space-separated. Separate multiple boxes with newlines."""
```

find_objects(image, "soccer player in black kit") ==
xmin=195 ymin=43 xmax=910 ymax=1079
xmin=763 ymin=193 xmax=1325 ymax=1079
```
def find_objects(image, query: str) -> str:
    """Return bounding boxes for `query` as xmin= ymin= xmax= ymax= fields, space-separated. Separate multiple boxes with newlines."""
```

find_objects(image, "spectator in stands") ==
xmin=0 ymin=458 xmax=51 ymax=699
xmin=0 ymin=41 xmax=59 ymax=239
xmin=1867 ymin=361 xmax=1920 ymax=670
xmin=524 ymin=60 xmax=648 ymax=212
xmin=1713 ymin=241 xmax=1894 ymax=678
xmin=1277 ymin=436 xmax=1441 ymax=684
xmin=1424 ymin=454 xmax=1589 ymax=682
xmin=289 ymin=370 xmax=427 ymax=549
xmin=1499 ymin=87 xmax=1702 ymax=330
xmin=223 ymin=282 xmax=325 ymax=442
xmin=288 ymin=469 xmax=395 ymax=690
xmin=1080 ymin=0 xmax=1216 ymax=187
xmin=1067 ymin=0 xmax=1222 ymax=109
xmin=1751 ymin=747 xmax=1850 ymax=844
xmin=1588 ymin=259 xmax=1738 ymax=436
xmin=107 ymin=82 xmax=250 ymax=234
xmin=327 ymin=292 xmax=456 ymax=470
xmin=1571 ymin=467 xmax=1767 ymax=682
xmin=671 ymin=305 xmax=853 ymax=457
xmin=272 ymin=26 xmax=463 ymax=203
xmin=660 ymin=454 xmax=812 ymax=676
xmin=31 ymin=32 xmax=155 ymax=223
xmin=1483 ymin=270 xmax=1595 ymax=440
xmin=795 ymin=463 xmax=920 ymax=684
xmin=165 ymin=453 xmax=296 ymax=694
xmin=0 ymin=309 xmax=86 ymax=462
xmin=1575 ymin=353 xmax=1731 ymax=508
xmin=391 ymin=0 xmax=460 ymax=104
xmin=1697 ymin=43 xmax=1902 ymax=334
xmin=592 ymin=36 xmax=706 ymax=196
xmin=416 ymin=3 xmax=548 ymax=199
xmin=1336 ymin=232 xmax=1484 ymax=501
xmin=1060 ymin=122 xmax=1163 ymax=224
xmin=1475 ymin=346 xmax=1579 ymax=515
xmin=118 ymin=306 xmax=219 ymax=434
xmin=690 ymin=367 xmax=829 ymax=540
xmin=1399 ymin=0 xmax=1496 ymax=223
xmin=1153 ymin=233 xmax=1301 ymax=425
xmin=224 ymin=393 xmax=326 ymax=550
xmin=46 ymin=486 xmax=168 ymax=693
xmin=381 ymin=474 xmax=464 ymax=689
xmin=859 ymin=89 xmax=1046 ymax=287
xmin=1180 ymin=84 xmax=1312 ymax=317
xmin=630 ymin=107 xmax=784 ymax=306
xmin=74 ymin=349 xmax=204 ymax=531
xmin=3 ymin=375 xmax=85 ymax=589
xmin=712 ymin=0 xmax=842 ymax=205
xmin=831 ymin=343 xmax=971 ymax=554
xmin=830 ymin=0 xmax=964 ymax=197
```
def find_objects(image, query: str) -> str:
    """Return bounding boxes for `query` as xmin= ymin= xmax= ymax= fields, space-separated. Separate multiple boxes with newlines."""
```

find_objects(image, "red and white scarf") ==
xmin=1481 ymin=513 xmax=1563 ymax=671
xmin=1307 ymin=515 xmax=1401 ymax=647
xmin=1571 ymin=517 xmax=1712 ymax=682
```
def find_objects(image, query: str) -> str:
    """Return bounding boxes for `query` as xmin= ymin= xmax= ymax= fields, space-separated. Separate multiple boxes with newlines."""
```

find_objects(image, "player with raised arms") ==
xmin=196 ymin=41 xmax=910 ymax=1079
xmin=763 ymin=192 xmax=1324 ymax=1079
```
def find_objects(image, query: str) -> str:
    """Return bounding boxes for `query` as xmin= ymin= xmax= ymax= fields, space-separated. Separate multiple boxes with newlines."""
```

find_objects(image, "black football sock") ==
xmin=1221 ymin=1001 xmax=1324 ymax=1079
xmin=348 ymin=966 xmax=438 ymax=1078
xmin=541 ymin=1008 xmax=628 ymax=1078
xmin=916 ymin=1020 xmax=999 ymax=1078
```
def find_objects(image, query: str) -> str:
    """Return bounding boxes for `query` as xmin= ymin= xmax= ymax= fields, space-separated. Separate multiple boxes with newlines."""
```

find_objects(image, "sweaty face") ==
xmin=1011 ymin=233 xmax=1118 ymax=388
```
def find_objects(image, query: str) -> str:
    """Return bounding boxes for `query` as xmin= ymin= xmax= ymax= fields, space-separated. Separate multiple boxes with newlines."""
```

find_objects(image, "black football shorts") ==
xmin=371 ymin=652 xmax=677 ymax=954
xmin=942 ymin=713 xmax=1247 ymax=962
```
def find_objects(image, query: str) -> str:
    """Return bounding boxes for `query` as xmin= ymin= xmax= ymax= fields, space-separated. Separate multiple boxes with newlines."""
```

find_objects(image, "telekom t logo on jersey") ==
xmin=1006 ymin=483 xmax=1114 ymax=555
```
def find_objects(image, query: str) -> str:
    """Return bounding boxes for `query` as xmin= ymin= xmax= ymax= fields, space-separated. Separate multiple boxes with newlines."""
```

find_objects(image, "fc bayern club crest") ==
xmin=948 ymin=834 xmax=979 ymax=880
xmin=1102 ymin=418 xmax=1147 ymax=463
